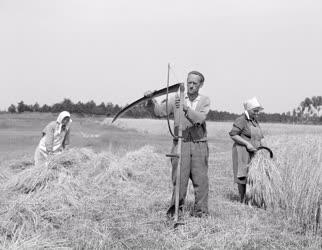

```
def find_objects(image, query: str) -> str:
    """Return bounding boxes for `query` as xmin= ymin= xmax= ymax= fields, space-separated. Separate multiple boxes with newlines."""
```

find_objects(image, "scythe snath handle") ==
xmin=174 ymin=83 xmax=185 ymax=224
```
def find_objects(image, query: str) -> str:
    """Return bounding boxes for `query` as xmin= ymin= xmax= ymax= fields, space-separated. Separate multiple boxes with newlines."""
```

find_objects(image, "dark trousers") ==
xmin=169 ymin=141 xmax=209 ymax=214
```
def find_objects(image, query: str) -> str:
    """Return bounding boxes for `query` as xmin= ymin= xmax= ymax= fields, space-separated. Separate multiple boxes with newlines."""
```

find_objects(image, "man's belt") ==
xmin=173 ymin=124 xmax=207 ymax=142
xmin=173 ymin=138 xmax=207 ymax=143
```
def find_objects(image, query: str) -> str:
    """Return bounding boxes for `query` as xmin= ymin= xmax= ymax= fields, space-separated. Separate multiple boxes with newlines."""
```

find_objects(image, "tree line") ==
xmin=6 ymin=96 xmax=322 ymax=123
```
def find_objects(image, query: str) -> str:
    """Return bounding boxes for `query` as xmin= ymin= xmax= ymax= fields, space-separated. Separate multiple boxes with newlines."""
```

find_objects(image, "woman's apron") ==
xmin=34 ymin=128 xmax=67 ymax=165
xmin=232 ymin=121 xmax=263 ymax=184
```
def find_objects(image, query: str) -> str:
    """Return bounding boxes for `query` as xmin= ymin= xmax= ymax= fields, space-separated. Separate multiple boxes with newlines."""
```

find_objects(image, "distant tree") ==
xmin=17 ymin=101 xmax=26 ymax=113
xmin=32 ymin=102 xmax=40 ymax=112
xmin=84 ymin=100 xmax=96 ymax=114
xmin=92 ymin=102 xmax=106 ymax=115
xmin=75 ymin=101 xmax=85 ymax=114
xmin=300 ymin=97 xmax=313 ymax=112
xmin=61 ymin=98 xmax=74 ymax=112
xmin=40 ymin=104 xmax=51 ymax=112
xmin=51 ymin=103 xmax=63 ymax=113
xmin=8 ymin=104 xmax=16 ymax=113
xmin=207 ymin=110 xmax=238 ymax=121
xmin=106 ymin=102 xmax=115 ymax=116
xmin=113 ymin=104 xmax=121 ymax=114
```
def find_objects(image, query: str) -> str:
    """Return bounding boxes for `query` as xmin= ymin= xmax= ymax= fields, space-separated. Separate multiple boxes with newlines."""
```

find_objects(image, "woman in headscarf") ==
xmin=229 ymin=97 xmax=265 ymax=203
xmin=34 ymin=111 xmax=72 ymax=165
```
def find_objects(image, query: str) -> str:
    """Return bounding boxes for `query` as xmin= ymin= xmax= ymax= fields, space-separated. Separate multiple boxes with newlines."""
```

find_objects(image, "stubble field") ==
xmin=0 ymin=113 xmax=321 ymax=249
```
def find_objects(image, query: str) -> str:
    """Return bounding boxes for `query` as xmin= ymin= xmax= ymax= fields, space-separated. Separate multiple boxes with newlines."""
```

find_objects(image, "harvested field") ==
xmin=0 ymin=114 xmax=322 ymax=249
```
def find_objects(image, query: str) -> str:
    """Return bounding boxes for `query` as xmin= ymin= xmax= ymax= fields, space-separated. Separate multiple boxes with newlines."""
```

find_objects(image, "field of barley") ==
xmin=0 ymin=113 xmax=321 ymax=249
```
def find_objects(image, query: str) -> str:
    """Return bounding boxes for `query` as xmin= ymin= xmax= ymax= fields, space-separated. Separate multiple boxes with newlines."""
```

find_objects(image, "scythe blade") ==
xmin=111 ymin=83 xmax=181 ymax=123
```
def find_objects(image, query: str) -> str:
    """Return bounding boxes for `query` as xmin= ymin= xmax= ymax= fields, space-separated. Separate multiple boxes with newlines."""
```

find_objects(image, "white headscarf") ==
xmin=56 ymin=111 xmax=72 ymax=134
xmin=243 ymin=97 xmax=264 ymax=119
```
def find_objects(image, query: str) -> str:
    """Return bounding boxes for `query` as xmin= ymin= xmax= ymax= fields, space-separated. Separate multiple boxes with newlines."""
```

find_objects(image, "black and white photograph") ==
xmin=0 ymin=0 xmax=321 ymax=249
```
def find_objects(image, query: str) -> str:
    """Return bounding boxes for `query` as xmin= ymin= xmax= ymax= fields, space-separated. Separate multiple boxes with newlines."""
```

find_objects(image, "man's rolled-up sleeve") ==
xmin=154 ymin=96 xmax=175 ymax=117
xmin=185 ymin=97 xmax=210 ymax=124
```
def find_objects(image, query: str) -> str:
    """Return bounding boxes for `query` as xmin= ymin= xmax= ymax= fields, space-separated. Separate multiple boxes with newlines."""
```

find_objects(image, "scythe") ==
xmin=112 ymin=65 xmax=185 ymax=228
xmin=111 ymin=83 xmax=181 ymax=123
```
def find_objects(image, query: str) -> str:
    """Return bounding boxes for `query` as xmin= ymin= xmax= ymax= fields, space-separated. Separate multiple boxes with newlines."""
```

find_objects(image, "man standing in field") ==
xmin=146 ymin=71 xmax=211 ymax=218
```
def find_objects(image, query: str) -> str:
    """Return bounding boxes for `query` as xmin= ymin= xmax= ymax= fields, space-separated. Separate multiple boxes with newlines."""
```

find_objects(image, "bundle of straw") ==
xmin=0 ymin=148 xmax=94 ymax=245
xmin=3 ymin=148 xmax=94 ymax=194
xmin=247 ymin=150 xmax=283 ymax=209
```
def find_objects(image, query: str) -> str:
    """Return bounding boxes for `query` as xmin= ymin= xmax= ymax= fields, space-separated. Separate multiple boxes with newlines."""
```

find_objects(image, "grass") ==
xmin=0 ymin=113 xmax=321 ymax=249
xmin=248 ymin=136 xmax=322 ymax=235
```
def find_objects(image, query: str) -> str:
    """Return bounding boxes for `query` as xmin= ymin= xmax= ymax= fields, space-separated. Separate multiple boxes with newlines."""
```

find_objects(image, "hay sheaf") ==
xmin=94 ymin=145 xmax=168 ymax=186
xmin=247 ymin=151 xmax=284 ymax=209
xmin=0 ymin=145 xmax=170 ymax=248
xmin=4 ymin=148 xmax=94 ymax=194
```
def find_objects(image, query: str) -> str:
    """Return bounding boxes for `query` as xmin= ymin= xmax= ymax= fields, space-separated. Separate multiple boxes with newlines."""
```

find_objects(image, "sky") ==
xmin=0 ymin=0 xmax=321 ymax=113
